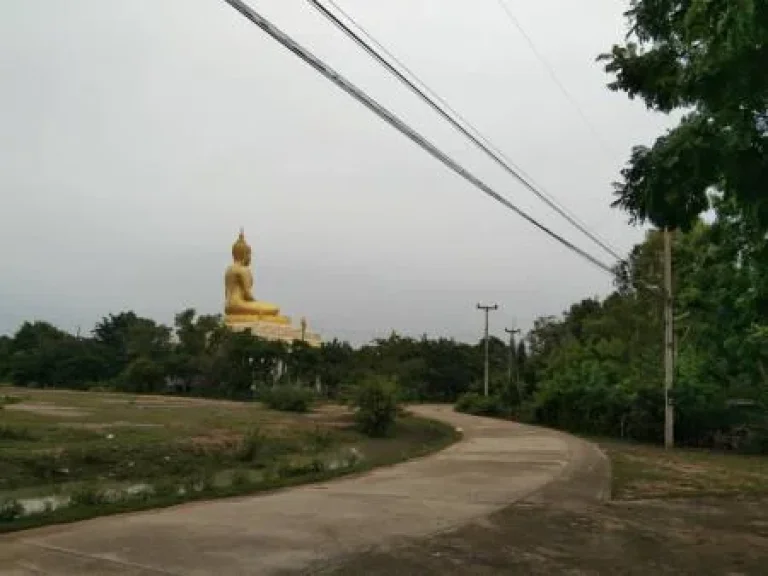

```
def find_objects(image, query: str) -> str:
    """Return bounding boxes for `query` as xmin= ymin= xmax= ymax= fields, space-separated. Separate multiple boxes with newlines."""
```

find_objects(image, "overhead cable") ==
xmin=493 ymin=0 xmax=615 ymax=156
xmin=220 ymin=0 xmax=616 ymax=275
xmin=308 ymin=0 xmax=624 ymax=262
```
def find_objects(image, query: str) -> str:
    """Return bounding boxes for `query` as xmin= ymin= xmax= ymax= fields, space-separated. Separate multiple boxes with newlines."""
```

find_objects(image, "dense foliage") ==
xmin=575 ymin=0 xmax=768 ymax=451
xmin=526 ymin=213 xmax=767 ymax=451
xmin=0 ymin=312 xmax=506 ymax=404
xmin=262 ymin=386 xmax=315 ymax=413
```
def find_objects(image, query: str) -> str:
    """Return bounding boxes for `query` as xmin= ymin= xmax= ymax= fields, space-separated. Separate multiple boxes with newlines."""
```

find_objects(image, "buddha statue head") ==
xmin=232 ymin=229 xmax=252 ymax=266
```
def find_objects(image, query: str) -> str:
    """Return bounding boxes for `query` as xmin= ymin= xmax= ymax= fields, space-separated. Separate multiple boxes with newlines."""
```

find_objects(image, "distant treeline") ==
xmin=2 ymin=216 xmax=767 ymax=453
xmin=0 ymin=309 xmax=504 ymax=402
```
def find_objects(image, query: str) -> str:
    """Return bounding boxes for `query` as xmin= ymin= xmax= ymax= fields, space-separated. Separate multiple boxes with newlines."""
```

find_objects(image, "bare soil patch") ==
xmin=5 ymin=403 xmax=90 ymax=418
xmin=188 ymin=429 xmax=244 ymax=449
xmin=58 ymin=421 xmax=164 ymax=430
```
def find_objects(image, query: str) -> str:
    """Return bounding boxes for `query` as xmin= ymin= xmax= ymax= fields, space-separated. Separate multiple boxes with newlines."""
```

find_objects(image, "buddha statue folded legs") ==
xmin=225 ymin=301 xmax=290 ymax=325
xmin=225 ymin=299 xmax=279 ymax=316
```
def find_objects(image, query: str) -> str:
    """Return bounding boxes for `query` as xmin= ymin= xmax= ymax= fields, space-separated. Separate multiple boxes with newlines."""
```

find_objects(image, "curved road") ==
xmin=0 ymin=405 xmax=610 ymax=575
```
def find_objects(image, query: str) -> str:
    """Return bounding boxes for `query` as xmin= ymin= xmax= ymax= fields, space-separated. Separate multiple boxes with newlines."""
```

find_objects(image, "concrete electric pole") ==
xmin=663 ymin=227 xmax=675 ymax=449
xmin=477 ymin=303 xmax=498 ymax=397
xmin=504 ymin=327 xmax=522 ymax=401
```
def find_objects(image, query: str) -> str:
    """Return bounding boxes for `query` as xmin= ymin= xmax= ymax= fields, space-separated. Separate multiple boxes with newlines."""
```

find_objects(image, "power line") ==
xmin=220 ymin=0 xmax=616 ymax=275
xmin=493 ymin=0 xmax=615 ymax=156
xmin=308 ymin=0 xmax=624 ymax=262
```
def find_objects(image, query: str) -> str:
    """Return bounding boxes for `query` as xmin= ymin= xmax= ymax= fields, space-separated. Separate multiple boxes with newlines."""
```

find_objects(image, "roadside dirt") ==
xmin=320 ymin=496 xmax=768 ymax=575
xmin=319 ymin=441 xmax=768 ymax=576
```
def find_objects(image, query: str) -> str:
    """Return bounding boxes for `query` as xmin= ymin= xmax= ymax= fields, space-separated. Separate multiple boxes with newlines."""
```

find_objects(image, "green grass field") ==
xmin=0 ymin=387 xmax=459 ymax=532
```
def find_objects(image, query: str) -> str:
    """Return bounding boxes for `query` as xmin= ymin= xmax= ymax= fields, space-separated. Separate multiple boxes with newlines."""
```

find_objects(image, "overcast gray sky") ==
xmin=0 ymin=0 xmax=671 ymax=344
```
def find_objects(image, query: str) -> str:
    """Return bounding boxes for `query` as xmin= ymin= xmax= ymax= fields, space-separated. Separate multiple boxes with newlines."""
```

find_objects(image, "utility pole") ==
xmin=477 ymin=303 xmax=498 ymax=397
xmin=504 ymin=327 xmax=522 ymax=401
xmin=663 ymin=227 xmax=675 ymax=449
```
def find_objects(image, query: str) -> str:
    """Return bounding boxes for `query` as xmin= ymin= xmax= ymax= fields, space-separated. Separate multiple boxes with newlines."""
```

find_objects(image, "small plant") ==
xmin=0 ymin=394 xmax=22 ymax=408
xmin=344 ymin=446 xmax=363 ymax=468
xmin=69 ymin=486 xmax=108 ymax=507
xmin=231 ymin=469 xmax=250 ymax=488
xmin=262 ymin=386 xmax=315 ymax=413
xmin=236 ymin=427 xmax=266 ymax=462
xmin=354 ymin=375 xmax=399 ymax=438
xmin=183 ymin=470 xmax=214 ymax=493
xmin=455 ymin=392 xmax=508 ymax=417
xmin=276 ymin=460 xmax=298 ymax=479
xmin=276 ymin=457 xmax=324 ymax=479
xmin=152 ymin=479 xmax=179 ymax=498
xmin=305 ymin=425 xmax=335 ymax=453
xmin=0 ymin=499 xmax=24 ymax=522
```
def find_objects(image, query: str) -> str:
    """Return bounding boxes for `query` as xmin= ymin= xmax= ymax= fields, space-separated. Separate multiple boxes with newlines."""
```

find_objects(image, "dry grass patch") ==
xmin=600 ymin=440 xmax=768 ymax=500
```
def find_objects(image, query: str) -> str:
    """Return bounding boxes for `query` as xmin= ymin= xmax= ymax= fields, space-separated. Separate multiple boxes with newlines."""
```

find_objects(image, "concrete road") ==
xmin=0 ymin=406 xmax=610 ymax=575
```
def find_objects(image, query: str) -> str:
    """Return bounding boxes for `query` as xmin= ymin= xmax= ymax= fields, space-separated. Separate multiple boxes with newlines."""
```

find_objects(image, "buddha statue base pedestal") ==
xmin=225 ymin=317 xmax=322 ymax=348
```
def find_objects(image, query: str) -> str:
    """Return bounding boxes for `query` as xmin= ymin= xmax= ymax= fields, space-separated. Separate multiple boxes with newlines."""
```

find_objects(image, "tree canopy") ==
xmin=601 ymin=0 xmax=767 ymax=230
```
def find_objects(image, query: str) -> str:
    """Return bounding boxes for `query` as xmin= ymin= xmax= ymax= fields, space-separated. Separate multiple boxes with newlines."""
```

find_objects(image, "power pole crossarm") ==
xmin=477 ymin=304 xmax=499 ymax=397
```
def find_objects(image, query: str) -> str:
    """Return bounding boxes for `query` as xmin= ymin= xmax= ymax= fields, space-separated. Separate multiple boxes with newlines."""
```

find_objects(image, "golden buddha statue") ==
xmin=224 ymin=229 xmax=290 ymax=325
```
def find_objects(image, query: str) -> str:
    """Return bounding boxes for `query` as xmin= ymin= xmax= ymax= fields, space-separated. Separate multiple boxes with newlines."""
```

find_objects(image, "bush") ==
xmin=183 ymin=470 xmax=215 ymax=493
xmin=276 ymin=457 xmax=325 ymax=479
xmin=305 ymin=425 xmax=336 ymax=453
xmin=0 ymin=499 xmax=23 ymax=522
xmin=230 ymin=469 xmax=251 ymax=487
xmin=236 ymin=427 xmax=266 ymax=462
xmin=510 ymin=400 xmax=537 ymax=423
xmin=117 ymin=357 xmax=166 ymax=394
xmin=263 ymin=386 xmax=314 ymax=413
xmin=455 ymin=392 xmax=508 ymax=417
xmin=354 ymin=375 xmax=399 ymax=437
xmin=0 ymin=394 xmax=22 ymax=407
xmin=69 ymin=486 xmax=109 ymax=507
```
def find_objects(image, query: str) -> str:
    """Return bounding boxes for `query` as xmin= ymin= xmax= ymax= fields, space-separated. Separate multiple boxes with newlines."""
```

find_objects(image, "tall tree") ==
xmin=601 ymin=0 xmax=768 ymax=230
xmin=0 ymin=335 xmax=11 ymax=379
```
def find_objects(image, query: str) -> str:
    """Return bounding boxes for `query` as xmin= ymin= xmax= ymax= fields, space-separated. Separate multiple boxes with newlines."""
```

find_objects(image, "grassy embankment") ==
xmin=0 ymin=387 xmax=459 ymax=533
